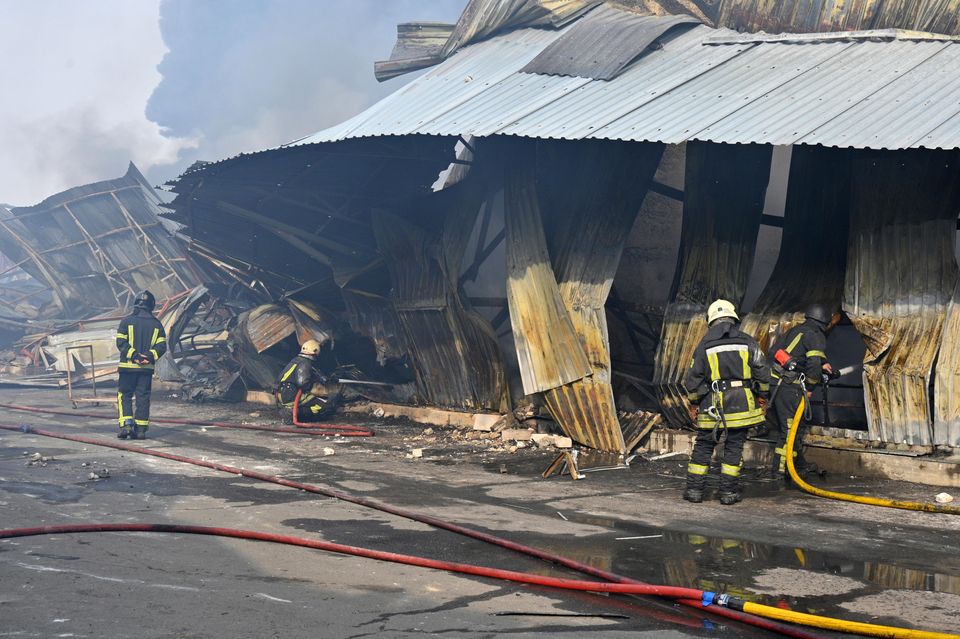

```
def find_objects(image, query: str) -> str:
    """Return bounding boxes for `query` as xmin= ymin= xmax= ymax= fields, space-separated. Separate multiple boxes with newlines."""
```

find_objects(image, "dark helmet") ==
xmin=805 ymin=303 xmax=832 ymax=326
xmin=133 ymin=290 xmax=156 ymax=311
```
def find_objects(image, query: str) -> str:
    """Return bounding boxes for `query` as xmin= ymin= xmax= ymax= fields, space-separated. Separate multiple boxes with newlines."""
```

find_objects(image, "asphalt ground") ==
xmin=1 ymin=387 xmax=958 ymax=638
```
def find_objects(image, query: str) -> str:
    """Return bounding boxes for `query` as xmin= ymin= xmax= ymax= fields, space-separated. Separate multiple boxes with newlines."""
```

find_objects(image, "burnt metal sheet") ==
xmin=935 ymin=282 xmax=960 ymax=446
xmin=241 ymin=304 xmax=297 ymax=354
xmin=0 ymin=164 xmax=200 ymax=317
xmin=741 ymin=145 xmax=851 ymax=351
xmin=715 ymin=0 xmax=960 ymax=36
xmin=503 ymin=143 xmax=592 ymax=395
xmin=536 ymin=138 xmax=662 ymax=451
xmin=166 ymin=137 xmax=458 ymax=301
xmin=287 ymin=299 xmax=334 ymax=347
xmin=843 ymin=150 xmax=960 ymax=446
xmin=653 ymin=142 xmax=772 ymax=428
xmin=372 ymin=177 xmax=506 ymax=411
xmin=521 ymin=5 xmax=699 ymax=79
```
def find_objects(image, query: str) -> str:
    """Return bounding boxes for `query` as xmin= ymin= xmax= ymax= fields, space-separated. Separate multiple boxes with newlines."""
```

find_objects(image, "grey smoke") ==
xmin=145 ymin=0 xmax=467 ymax=186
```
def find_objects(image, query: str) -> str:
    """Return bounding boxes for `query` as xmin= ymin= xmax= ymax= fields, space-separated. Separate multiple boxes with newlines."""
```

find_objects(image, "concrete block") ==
xmin=245 ymin=390 xmax=276 ymax=406
xmin=473 ymin=414 xmax=500 ymax=431
xmin=530 ymin=433 xmax=555 ymax=447
xmin=501 ymin=428 xmax=533 ymax=441
xmin=554 ymin=436 xmax=573 ymax=449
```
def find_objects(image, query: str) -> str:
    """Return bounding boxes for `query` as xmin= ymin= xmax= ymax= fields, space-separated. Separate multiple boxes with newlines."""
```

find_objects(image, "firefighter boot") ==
xmin=118 ymin=419 xmax=134 ymax=440
xmin=718 ymin=491 xmax=742 ymax=505
xmin=683 ymin=485 xmax=704 ymax=503
xmin=133 ymin=425 xmax=148 ymax=440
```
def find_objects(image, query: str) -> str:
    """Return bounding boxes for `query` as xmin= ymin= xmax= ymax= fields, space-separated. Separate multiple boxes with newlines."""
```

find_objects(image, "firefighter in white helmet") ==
xmin=682 ymin=299 xmax=772 ymax=505
xmin=275 ymin=339 xmax=331 ymax=423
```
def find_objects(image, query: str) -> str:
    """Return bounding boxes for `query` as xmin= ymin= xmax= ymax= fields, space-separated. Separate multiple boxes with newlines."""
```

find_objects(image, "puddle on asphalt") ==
xmin=533 ymin=508 xmax=960 ymax=621
xmin=479 ymin=457 xmax=960 ymax=621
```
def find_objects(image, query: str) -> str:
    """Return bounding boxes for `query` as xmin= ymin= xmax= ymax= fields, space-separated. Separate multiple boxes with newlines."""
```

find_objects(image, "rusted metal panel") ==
xmin=654 ymin=142 xmax=772 ymax=427
xmin=503 ymin=145 xmax=592 ymax=396
xmin=535 ymin=138 xmax=663 ymax=451
xmin=844 ymin=150 xmax=960 ymax=445
xmin=741 ymin=145 xmax=852 ymax=351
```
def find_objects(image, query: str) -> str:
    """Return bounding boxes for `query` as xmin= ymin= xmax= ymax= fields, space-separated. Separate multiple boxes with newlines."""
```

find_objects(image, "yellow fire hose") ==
xmin=784 ymin=396 xmax=960 ymax=515
xmin=738 ymin=599 xmax=959 ymax=639
xmin=710 ymin=396 xmax=960 ymax=639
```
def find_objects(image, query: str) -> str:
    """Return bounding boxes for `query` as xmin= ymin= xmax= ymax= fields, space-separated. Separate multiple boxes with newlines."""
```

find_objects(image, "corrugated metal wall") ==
xmin=844 ymin=150 xmax=960 ymax=446
xmin=373 ymin=179 xmax=507 ymax=411
xmin=654 ymin=142 xmax=772 ymax=427
xmin=537 ymin=139 xmax=663 ymax=452
xmin=935 ymin=281 xmax=960 ymax=446
xmin=504 ymin=145 xmax=593 ymax=395
xmin=741 ymin=145 xmax=851 ymax=350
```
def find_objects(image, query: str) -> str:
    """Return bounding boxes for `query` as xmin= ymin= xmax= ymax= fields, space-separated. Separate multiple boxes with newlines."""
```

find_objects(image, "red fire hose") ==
xmin=0 ymin=420 xmax=828 ymax=638
xmin=0 ymin=400 xmax=373 ymax=437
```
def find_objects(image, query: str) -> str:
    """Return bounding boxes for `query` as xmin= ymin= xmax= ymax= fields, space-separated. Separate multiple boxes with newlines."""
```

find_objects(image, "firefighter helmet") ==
xmin=300 ymin=339 xmax=321 ymax=358
xmin=133 ymin=290 xmax=156 ymax=311
xmin=805 ymin=303 xmax=832 ymax=326
xmin=706 ymin=299 xmax=739 ymax=324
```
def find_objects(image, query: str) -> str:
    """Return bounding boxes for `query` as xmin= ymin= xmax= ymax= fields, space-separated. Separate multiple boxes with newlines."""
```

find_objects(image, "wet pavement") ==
xmin=1 ymin=387 xmax=958 ymax=638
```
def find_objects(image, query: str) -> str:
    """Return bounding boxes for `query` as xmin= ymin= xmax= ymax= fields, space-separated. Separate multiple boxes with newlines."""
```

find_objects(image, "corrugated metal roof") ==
xmin=297 ymin=23 xmax=960 ymax=150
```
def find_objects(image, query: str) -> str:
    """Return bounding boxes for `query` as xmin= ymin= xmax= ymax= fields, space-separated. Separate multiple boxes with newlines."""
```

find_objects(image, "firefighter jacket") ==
xmin=275 ymin=355 xmax=324 ymax=405
xmin=116 ymin=308 xmax=167 ymax=373
xmin=769 ymin=319 xmax=829 ymax=386
xmin=684 ymin=319 xmax=772 ymax=429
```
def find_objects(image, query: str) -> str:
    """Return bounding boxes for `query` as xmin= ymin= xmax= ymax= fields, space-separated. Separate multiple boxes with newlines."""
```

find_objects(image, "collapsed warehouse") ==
xmin=4 ymin=0 xmax=960 ymax=465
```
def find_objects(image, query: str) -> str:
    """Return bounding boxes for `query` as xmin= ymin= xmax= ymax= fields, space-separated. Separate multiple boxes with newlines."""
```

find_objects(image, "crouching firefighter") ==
xmin=767 ymin=303 xmax=835 ymax=482
xmin=683 ymin=299 xmax=771 ymax=505
xmin=275 ymin=340 xmax=334 ymax=423
xmin=116 ymin=290 xmax=166 ymax=440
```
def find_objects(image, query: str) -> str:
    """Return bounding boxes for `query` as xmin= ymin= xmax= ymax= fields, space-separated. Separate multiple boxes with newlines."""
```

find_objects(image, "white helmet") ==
xmin=300 ymin=339 xmax=321 ymax=357
xmin=707 ymin=299 xmax=739 ymax=324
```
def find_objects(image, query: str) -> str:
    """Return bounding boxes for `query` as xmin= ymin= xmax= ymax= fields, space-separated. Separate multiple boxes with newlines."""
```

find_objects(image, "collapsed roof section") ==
xmin=0 ymin=164 xmax=202 ymax=319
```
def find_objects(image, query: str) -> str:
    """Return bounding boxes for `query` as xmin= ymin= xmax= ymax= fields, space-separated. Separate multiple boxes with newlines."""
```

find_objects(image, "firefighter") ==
xmin=115 ymin=290 xmax=166 ymax=440
xmin=275 ymin=340 xmax=333 ymax=423
xmin=683 ymin=299 xmax=771 ymax=505
xmin=767 ymin=303 xmax=835 ymax=481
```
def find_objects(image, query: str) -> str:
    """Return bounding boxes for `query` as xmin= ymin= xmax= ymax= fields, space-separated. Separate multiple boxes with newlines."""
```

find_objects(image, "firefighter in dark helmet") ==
xmin=115 ymin=290 xmax=166 ymax=440
xmin=275 ymin=339 xmax=333 ymax=423
xmin=683 ymin=299 xmax=771 ymax=505
xmin=766 ymin=303 xmax=836 ymax=481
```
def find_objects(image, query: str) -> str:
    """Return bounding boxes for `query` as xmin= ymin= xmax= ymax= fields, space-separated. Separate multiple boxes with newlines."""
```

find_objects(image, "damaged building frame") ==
xmin=148 ymin=0 xmax=960 ymax=454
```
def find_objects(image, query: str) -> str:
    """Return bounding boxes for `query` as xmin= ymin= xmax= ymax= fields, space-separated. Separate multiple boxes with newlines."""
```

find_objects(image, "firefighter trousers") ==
xmin=770 ymin=383 xmax=808 ymax=476
xmin=118 ymin=370 xmax=153 ymax=431
xmin=685 ymin=427 xmax=749 ymax=494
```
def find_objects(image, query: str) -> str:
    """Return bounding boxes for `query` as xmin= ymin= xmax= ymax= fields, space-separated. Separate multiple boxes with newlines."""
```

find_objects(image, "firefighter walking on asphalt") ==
xmin=767 ymin=303 xmax=836 ymax=482
xmin=683 ymin=299 xmax=771 ymax=505
xmin=275 ymin=340 xmax=333 ymax=423
xmin=115 ymin=290 xmax=166 ymax=440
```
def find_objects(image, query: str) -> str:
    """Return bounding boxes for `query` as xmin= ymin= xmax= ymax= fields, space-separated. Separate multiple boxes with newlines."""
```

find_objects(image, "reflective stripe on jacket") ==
xmin=684 ymin=320 xmax=771 ymax=429
xmin=116 ymin=308 xmax=167 ymax=372
xmin=769 ymin=319 xmax=829 ymax=386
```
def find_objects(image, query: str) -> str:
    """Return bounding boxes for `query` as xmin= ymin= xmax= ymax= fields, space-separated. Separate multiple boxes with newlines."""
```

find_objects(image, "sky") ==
xmin=0 ymin=0 xmax=466 ymax=207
